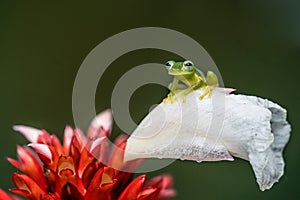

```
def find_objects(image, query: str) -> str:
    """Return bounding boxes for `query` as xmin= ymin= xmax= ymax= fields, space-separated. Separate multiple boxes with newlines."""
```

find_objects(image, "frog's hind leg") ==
xmin=206 ymin=71 xmax=219 ymax=86
xmin=163 ymin=78 xmax=179 ymax=103
xmin=175 ymin=85 xmax=197 ymax=103
xmin=199 ymin=86 xmax=213 ymax=100
xmin=199 ymin=71 xmax=219 ymax=100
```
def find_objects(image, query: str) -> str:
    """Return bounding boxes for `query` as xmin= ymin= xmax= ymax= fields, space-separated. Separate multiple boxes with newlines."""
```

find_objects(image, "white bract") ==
xmin=124 ymin=89 xmax=291 ymax=191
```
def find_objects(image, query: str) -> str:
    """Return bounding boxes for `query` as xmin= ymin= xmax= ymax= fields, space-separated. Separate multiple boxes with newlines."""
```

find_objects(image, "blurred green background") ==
xmin=0 ymin=1 xmax=299 ymax=199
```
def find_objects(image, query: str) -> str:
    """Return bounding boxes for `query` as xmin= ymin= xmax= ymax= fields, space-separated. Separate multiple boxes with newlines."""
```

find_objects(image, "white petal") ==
xmin=92 ymin=109 xmax=112 ymax=131
xmin=90 ymin=137 xmax=106 ymax=153
xmin=124 ymin=89 xmax=290 ymax=190
xmin=125 ymin=135 xmax=233 ymax=162
xmin=88 ymin=109 xmax=113 ymax=138
xmin=63 ymin=126 xmax=74 ymax=154
xmin=28 ymin=143 xmax=52 ymax=161
xmin=13 ymin=125 xmax=42 ymax=143
xmin=246 ymin=97 xmax=291 ymax=191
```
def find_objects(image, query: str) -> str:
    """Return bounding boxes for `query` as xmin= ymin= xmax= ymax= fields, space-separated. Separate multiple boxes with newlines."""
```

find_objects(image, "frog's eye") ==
xmin=183 ymin=60 xmax=194 ymax=67
xmin=165 ymin=60 xmax=175 ymax=70
xmin=183 ymin=60 xmax=194 ymax=71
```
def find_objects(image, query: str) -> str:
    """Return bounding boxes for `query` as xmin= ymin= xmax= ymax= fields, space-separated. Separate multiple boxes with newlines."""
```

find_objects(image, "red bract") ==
xmin=1 ymin=109 xmax=176 ymax=200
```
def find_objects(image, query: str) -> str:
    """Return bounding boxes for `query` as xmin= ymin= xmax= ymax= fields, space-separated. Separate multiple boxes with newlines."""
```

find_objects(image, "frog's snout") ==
xmin=168 ymin=69 xmax=180 ymax=75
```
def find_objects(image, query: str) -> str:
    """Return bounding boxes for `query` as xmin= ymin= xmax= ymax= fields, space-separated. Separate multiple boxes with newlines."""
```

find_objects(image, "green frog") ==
xmin=163 ymin=60 xmax=219 ymax=103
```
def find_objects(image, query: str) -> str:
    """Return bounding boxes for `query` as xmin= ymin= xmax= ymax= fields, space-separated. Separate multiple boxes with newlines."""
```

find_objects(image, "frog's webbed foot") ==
xmin=171 ymin=92 xmax=186 ymax=103
xmin=164 ymin=88 xmax=190 ymax=103
xmin=199 ymin=86 xmax=213 ymax=100
xmin=163 ymin=92 xmax=178 ymax=104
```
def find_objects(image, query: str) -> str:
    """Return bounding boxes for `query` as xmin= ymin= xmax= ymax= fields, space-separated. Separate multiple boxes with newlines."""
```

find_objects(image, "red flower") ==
xmin=1 ymin=110 xmax=176 ymax=200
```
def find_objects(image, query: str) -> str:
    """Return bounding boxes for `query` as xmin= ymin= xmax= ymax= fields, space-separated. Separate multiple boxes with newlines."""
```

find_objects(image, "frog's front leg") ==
xmin=175 ymin=80 xmax=203 ymax=103
xmin=168 ymin=78 xmax=180 ymax=92
xmin=199 ymin=71 xmax=219 ymax=100
xmin=163 ymin=78 xmax=180 ymax=103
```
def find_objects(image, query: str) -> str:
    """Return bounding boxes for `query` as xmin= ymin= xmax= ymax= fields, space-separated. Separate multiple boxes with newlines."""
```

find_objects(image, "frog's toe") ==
xmin=163 ymin=95 xmax=177 ymax=104
xmin=199 ymin=94 xmax=208 ymax=100
xmin=163 ymin=97 xmax=171 ymax=103
xmin=198 ymin=87 xmax=213 ymax=100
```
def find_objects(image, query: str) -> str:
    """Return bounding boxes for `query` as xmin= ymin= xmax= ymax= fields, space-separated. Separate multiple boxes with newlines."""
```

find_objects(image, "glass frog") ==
xmin=163 ymin=60 xmax=219 ymax=103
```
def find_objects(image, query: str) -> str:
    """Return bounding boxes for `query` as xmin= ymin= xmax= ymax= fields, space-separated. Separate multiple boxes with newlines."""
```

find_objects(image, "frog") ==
xmin=163 ymin=60 xmax=219 ymax=103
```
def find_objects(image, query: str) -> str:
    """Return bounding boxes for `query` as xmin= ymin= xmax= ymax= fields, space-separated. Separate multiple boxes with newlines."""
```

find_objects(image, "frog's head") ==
xmin=165 ymin=60 xmax=195 ymax=76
